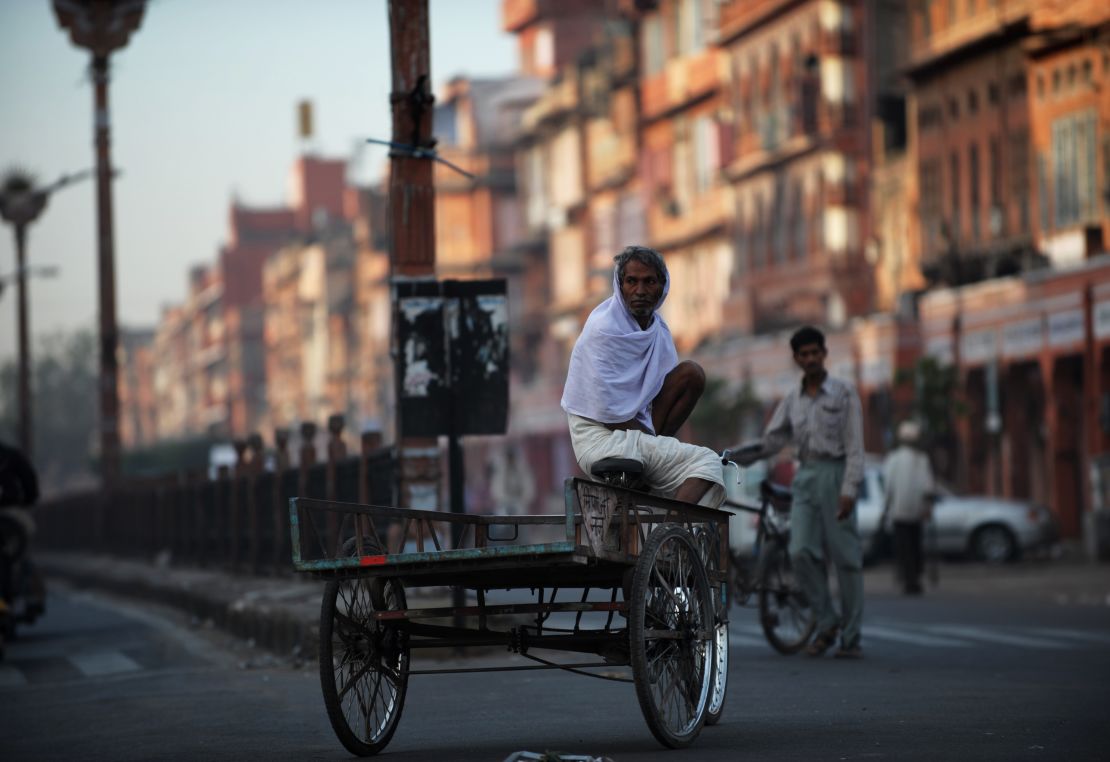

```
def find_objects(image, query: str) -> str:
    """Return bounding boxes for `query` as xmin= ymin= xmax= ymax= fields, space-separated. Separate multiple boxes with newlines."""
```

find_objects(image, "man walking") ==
xmin=882 ymin=420 xmax=935 ymax=595
xmin=750 ymin=326 xmax=865 ymax=658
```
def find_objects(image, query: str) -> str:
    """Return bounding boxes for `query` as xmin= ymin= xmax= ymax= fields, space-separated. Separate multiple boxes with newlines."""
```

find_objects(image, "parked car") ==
xmin=855 ymin=461 xmax=1059 ymax=563
xmin=722 ymin=456 xmax=1058 ymax=564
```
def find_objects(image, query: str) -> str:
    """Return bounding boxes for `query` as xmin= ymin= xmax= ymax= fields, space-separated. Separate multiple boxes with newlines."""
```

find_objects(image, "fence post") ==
xmin=230 ymin=439 xmax=248 ymax=570
xmin=274 ymin=427 xmax=291 ymax=573
xmin=326 ymin=414 xmax=346 ymax=502
xmin=359 ymin=430 xmax=383 ymax=505
xmin=247 ymin=432 xmax=264 ymax=574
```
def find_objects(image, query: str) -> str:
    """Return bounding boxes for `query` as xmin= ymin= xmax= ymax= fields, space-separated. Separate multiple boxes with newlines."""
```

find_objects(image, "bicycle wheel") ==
xmin=704 ymin=578 xmax=729 ymax=726
xmin=630 ymin=524 xmax=714 ymax=748
xmin=758 ymin=541 xmax=815 ymax=655
xmin=690 ymin=526 xmax=728 ymax=727
xmin=319 ymin=576 xmax=409 ymax=756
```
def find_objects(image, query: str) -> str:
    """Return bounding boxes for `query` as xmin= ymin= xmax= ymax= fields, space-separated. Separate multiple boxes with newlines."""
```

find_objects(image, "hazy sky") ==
xmin=0 ymin=0 xmax=517 ymax=363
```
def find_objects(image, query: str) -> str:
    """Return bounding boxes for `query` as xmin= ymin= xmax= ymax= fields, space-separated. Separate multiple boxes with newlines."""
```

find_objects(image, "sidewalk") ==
xmin=38 ymin=550 xmax=1110 ymax=662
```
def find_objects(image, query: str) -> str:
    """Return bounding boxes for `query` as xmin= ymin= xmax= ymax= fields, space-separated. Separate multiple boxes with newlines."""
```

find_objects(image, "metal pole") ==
xmin=92 ymin=53 xmax=121 ymax=486
xmin=13 ymin=224 xmax=31 ymax=458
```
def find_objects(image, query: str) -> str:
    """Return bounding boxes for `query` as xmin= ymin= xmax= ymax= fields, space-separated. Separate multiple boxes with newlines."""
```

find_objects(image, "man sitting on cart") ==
xmin=560 ymin=245 xmax=725 ymax=507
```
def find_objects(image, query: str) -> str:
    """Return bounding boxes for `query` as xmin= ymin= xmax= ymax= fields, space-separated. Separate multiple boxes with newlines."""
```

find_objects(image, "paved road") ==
xmin=2 ymin=579 xmax=1109 ymax=761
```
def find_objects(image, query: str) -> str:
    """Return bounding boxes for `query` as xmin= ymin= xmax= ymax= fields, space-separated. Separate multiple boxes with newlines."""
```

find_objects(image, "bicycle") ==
xmin=720 ymin=459 xmax=816 ymax=655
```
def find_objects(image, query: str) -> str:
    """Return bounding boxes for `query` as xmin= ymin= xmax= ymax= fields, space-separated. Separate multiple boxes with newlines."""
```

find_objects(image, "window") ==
xmin=692 ymin=116 xmax=718 ymax=194
xmin=989 ymin=137 xmax=1001 ymax=206
xmin=950 ymin=152 xmax=961 ymax=242
xmin=920 ymin=159 xmax=942 ymax=254
xmin=948 ymin=96 xmax=959 ymax=120
xmin=1009 ymin=130 xmax=1030 ymax=233
xmin=642 ymin=15 xmax=665 ymax=76
xmin=793 ymin=182 xmax=807 ymax=260
xmin=968 ymin=88 xmax=979 ymax=114
xmin=1052 ymin=110 xmax=1099 ymax=228
xmin=969 ymin=143 xmax=980 ymax=240
xmin=988 ymin=82 xmax=999 ymax=104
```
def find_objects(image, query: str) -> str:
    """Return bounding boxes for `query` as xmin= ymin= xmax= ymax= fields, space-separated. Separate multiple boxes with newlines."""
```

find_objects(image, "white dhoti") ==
xmin=567 ymin=414 xmax=725 ymax=508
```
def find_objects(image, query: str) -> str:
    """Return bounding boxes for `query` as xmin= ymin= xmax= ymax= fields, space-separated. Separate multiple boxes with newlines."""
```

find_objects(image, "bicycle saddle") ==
xmin=591 ymin=458 xmax=644 ymax=478
xmin=760 ymin=479 xmax=793 ymax=509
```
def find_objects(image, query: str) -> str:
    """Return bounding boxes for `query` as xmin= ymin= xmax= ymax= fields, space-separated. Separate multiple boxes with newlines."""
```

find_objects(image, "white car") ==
xmin=855 ymin=461 xmax=1059 ymax=563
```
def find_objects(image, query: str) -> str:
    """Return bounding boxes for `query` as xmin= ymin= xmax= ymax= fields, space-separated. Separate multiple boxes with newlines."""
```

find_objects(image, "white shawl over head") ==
xmin=560 ymin=262 xmax=677 ymax=434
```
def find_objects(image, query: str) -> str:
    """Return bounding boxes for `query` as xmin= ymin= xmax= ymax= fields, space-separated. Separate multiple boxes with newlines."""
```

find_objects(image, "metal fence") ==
xmin=35 ymin=446 xmax=395 ymax=576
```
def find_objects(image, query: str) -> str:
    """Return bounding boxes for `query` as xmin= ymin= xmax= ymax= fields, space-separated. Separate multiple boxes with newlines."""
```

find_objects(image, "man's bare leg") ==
xmin=652 ymin=360 xmax=706 ymax=437
xmin=674 ymin=476 xmax=714 ymax=505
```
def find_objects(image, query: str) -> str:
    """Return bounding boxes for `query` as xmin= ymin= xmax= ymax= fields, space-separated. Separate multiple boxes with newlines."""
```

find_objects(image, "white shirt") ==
xmin=762 ymin=374 xmax=865 ymax=499
xmin=881 ymin=445 xmax=936 ymax=522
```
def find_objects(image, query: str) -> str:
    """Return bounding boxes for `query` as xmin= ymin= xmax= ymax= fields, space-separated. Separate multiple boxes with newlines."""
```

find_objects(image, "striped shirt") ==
xmin=762 ymin=374 xmax=865 ymax=499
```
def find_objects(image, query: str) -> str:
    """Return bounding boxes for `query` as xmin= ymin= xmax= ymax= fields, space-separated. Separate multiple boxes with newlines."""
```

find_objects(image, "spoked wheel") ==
xmin=690 ymin=526 xmax=728 ymax=727
xmin=319 ymin=576 xmax=409 ymax=756
xmin=630 ymin=524 xmax=715 ymax=748
xmin=758 ymin=541 xmax=815 ymax=655
xmin=704 ymin=580 xmax=728 ymax=726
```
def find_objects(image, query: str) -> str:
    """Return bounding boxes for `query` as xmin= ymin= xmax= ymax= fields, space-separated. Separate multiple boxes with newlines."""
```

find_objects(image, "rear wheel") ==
xmin=758 ymin=541 xmax=815 ymax=655
xmin=630 ymin=524 xmax=714 ymax=748
xmin=972 ymin=525 xmax=1017 ymax=563
xmin=319 ymin=576 xmax=409 ymax=756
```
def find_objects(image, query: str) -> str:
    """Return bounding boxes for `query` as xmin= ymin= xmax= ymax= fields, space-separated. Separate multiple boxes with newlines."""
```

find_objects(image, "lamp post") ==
xmin=53 ymin=0 xmax=146 ymax=487
xmin=0 ymin=168 xmax=89 ymax=459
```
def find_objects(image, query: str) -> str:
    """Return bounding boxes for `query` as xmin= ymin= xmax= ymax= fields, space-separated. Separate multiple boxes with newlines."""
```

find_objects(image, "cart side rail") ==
xmin=289 ymin=496 xmax=577 ymax=573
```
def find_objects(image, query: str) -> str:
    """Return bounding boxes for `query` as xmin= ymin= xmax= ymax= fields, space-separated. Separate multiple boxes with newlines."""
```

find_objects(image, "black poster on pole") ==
xmin=395 ymin=279 xmax=509 ymax=437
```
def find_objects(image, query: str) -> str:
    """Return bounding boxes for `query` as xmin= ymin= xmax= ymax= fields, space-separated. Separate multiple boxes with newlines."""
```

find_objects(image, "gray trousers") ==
xmin=788 ymin=459 xmax=864 ymax=647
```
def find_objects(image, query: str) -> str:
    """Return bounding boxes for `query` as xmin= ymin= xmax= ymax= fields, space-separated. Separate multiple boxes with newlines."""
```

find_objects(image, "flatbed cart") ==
xmin=290 ymin=476 xmax=731 ymax=755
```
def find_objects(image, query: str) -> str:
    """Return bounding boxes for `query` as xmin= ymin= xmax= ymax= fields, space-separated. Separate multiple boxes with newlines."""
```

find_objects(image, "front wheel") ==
xmin=630 ymin=524 xmax=715 ymax=748
xmin=758 ymin=541 xmax=815 ymax=655
xmin=319 ymin=576 xmax=409 ymax=756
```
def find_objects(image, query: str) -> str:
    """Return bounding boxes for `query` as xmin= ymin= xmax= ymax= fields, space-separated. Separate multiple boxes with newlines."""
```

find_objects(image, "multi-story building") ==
xmin=117 ymin=327 xmax=157 ymax=449
xmin=1025 ymin=1 xmax=1110 ymax=266
xmin=904 ymin=2 xmax=1110 ymax=543
xmin=150 ymin=305 xmax=190 ymax=441
xmin=261 ymin=219 xmax=358 ymax=433
xmin=717 ymin=0 xmax=897 ymax=336
xmin=907 ymin=0 xmax=1039 ymax=285
xmin=633 ymin=0 xmax=732 ymax=351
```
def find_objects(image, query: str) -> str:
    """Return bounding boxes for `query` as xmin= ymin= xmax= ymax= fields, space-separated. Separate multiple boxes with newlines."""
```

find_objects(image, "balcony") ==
xmin=718 ymin=0 xmax=804 ymax=43
xmin=640 ymin=49 xmax=722 ymax=122
xmin=647 ymin=184 xmax=731 ymax=249
xmin=586 ymin=122 xmax=636 ymax=191
xmin=817 ymin=28 xmax=856 ymax=57
xmin=502 ymin=0 xmax=538 ymax=32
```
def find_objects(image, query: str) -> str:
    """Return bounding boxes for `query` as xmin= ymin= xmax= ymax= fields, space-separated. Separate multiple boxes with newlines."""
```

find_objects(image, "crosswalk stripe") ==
xmin=1026 ymin=627 xmax=1110 ymax=646
xmin=866 ymin=625 xmax=971 ymax=648
xmin=68 ymin=650 xmax=142 ymax=677
xmin=927 ymin=625 xmax=1068 ymax=650
xmin=0 ymin=664 xmax=28 ymax=688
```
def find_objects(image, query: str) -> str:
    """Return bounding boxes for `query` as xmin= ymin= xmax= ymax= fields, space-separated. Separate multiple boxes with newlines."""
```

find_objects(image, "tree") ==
xmin=0 ymin=330 xmax=98 ymax=492
xmin=687 ymin=376 xmax=764 ymax=452
xmin=895 ymin=356 xmax=965 ymax=481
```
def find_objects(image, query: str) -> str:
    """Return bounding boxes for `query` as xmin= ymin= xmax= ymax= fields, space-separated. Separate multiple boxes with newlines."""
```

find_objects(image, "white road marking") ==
xmin=728 ymin=632 xmax=765 ymax=648
xmin=68 ymin=650 xmax=142 ymax=677
xmin=865 ymin=625 xmax=971 ymax=648
xmin=1025 ymin=627 xmax=1110 ymax=646
xmin=927 ymin=625 xmax=1068 ymax=650
xmin=0 ymin=664 xmax=28 ymax=688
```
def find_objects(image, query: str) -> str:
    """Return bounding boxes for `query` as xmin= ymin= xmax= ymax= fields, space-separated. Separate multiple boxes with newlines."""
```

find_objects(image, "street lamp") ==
xmin=0 ymin=168 xmax=90 ymax=460
xmin=53 ymin=0 xmax=147 ymax=487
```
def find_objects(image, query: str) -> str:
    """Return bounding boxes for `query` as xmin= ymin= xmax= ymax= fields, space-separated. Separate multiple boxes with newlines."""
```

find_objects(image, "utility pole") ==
xmin=0 ymin=169 xmax=88 ymax=460
xmin=53 ymin=0 xmax=147 ymax=487
xmin=387 ymin=0 xmax=440 ymax=512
